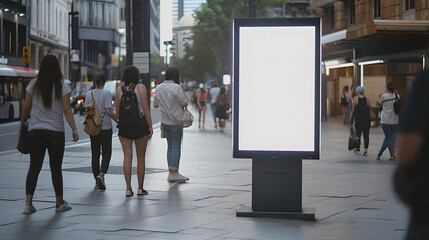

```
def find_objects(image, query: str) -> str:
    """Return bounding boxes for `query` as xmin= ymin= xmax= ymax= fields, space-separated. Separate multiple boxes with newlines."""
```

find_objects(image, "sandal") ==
xmin=125 ymin=189 xmax=134 ymax=197
xmin=363 ymin=152 xmax=368 ymax=156
xmin=137 ymin=189 xmax=148 ymax=195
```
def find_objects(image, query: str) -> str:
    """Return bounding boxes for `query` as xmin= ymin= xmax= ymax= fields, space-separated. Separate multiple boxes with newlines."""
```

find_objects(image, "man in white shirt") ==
xmin=208 ymin=82 xmax=220 ymax=128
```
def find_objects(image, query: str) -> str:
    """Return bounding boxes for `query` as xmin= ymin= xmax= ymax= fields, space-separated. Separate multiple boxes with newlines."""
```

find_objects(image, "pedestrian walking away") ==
xmin=349 ymin=86 xmax=371 ymax=156
xmin=115 ymin=66 xmax=153 ymax=197
xmin=208 ymin=82 xmax=220 ymax=128
xmin=85 ymin=72 xmax=118 ymax=190
xmin=215 ymin=87 xmax=230 ymax=132
xmin=19 ymin=55 xmax=79 ymax=214
xmin=197 ymin=88 xmax=207 ymax=129
xmin=376 ymin=81 xmax=399 ymax=161
xmin=394 ymin=69 xmax=429 ymax=240
xmin=153 ymin=66 xmax=190 ymax=183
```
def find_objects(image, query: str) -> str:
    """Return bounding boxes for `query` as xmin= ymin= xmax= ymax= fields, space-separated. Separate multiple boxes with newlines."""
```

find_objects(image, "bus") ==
xmin=0 ymin=65 xmax=37 ymax=121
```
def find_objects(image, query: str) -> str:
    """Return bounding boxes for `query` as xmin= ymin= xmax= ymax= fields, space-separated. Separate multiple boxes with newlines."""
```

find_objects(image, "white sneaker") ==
xmin=22 ymin=205 xmax=37 ymax=214
xmin=96 ymin=175 xmax=106 ymax=190
xmin=55 ymin=200 xmax=72 ymax=212
xmin=167 ymin=173 xmax=189 ymax=182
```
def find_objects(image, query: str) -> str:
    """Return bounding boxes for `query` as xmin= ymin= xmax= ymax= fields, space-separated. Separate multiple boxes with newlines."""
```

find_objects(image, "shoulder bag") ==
xmin=17 ymin=118 xmax=30 ymax=154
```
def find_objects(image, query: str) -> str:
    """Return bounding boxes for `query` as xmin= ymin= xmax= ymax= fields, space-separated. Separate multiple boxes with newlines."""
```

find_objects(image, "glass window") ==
xmin=405 ymin=0 xmax=415 ymax=10
xmin=374 ymin=0 xmax=381 ymax=18
xmin=349 ymin=0 xmax=355 ymax=24
xmin=88 ymin=1 xmax=93 ymax=26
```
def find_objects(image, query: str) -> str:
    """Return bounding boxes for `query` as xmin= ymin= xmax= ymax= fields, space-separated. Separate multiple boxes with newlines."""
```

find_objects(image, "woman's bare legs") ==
xmin=198 ymin=107 xmax=202 ymax=128
xmin=119 ymin=136 xmax=133 ymax=190
xmin=135 ymin=136 xmax=148 ymax=190
xmin=202 ymin=106 xmax=206 ymax=129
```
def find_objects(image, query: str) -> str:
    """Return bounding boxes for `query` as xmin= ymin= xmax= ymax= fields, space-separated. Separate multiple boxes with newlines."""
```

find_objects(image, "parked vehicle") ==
xmin=0 ymin=65 xmax=37 ymax=121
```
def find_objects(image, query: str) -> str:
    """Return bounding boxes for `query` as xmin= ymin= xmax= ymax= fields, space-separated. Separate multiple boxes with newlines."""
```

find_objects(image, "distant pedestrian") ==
xmin=394 ymin=69 xmax=429 ymax=239
xmin=215 ymin=87 xmax=230 ymax=132
xmin=115 ymin=66 xmax=153 ymax=197
xmin=153 ymin=66 xmax=190 ymax=182
xmin=347 ymin=85 xmax=355 ymax=126
xmin=85 ymin=72 xmax=118 ymax=190
xmin=208 ymin=82 xmax=220 ymax=128
xmin=376 ymin=82 xmax=399 ymax=161
xmin=197 ymin=88 xmax=207 ymax=129
xmin=340 ymin=86 xmax=349 ymax=124
xmin=20 ymin=55 xmax=79 ymax=214
xmin=349 ymin=86 xmax=371 ymax=156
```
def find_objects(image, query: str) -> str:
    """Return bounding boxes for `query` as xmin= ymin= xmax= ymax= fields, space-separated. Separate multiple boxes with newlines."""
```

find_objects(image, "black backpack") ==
xmin=119 ymin=84 xmax=140 ymax=126
xmin=393 ymin=93 xmax=400 ymax=115
xmin=340 ymin=93 xmax=347 ymax=105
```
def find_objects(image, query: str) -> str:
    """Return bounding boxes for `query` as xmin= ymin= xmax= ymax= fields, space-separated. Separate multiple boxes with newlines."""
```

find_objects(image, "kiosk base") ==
xmin=236 ymin=207 xmax=315 ymax=221
xmin=236 ymin=158 xmax=315 ymax=221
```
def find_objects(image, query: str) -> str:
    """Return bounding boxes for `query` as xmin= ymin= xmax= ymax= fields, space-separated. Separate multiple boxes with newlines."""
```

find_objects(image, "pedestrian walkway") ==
xmin=0 ymin=108 xmax=408 ymax=240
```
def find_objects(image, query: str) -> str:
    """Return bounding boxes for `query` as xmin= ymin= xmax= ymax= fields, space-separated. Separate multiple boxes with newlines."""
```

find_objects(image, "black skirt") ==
xmin=117 ymin=117 xmax=150 ymax=139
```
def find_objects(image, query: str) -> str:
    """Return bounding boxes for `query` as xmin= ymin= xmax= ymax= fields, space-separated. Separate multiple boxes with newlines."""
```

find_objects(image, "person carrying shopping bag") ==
xmin=153 ymin=66 xmax=190 ymax=182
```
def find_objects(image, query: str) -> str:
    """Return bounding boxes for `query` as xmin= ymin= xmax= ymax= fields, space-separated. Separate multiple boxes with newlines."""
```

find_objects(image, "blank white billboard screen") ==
xmin=238 ymin=26 xmax=316 ymax=152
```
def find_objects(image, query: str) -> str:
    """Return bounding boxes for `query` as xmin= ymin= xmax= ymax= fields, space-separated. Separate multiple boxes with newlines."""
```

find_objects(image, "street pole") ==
xmin=25 ymin=0 xmax=29 ymax=68
xmin=125 ymin=0 xmax=132 ymax=66
xmin=68 ymin=4 xmax=71 ymax=81
xmin=248 ymin=0 xmax=256 ymax=17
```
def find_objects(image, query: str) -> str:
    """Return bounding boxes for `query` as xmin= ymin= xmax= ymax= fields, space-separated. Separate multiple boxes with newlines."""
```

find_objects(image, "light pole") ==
xmin=68 ymin=1 xmax=78 ymax=84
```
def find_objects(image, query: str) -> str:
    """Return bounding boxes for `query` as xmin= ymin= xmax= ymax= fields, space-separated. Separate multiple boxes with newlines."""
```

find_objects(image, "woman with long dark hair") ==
xmin=20 ymin=55 xmax=79 ymax=214
xmin=85 ymin=72 xmax=118 ymax=190
xmin=115 ymin=66 xmax=153 ymax=197
xmin=376 ymin=81 xmax=400 ymax=160
xmin=154 ymin=66 xmax=189 ymax=182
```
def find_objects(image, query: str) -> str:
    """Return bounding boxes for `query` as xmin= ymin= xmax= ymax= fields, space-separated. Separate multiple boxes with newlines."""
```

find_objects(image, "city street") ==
xmin=0 ymin=106 xmax=409 ymax=240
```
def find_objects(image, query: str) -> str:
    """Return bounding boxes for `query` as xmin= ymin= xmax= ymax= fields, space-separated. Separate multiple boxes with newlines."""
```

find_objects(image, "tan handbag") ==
xmin=83 ymin=91 xmax=102 ymax=136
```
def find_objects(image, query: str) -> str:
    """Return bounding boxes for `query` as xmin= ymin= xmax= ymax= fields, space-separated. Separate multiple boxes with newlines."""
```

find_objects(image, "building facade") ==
xmin=74 ymin=0 xmax=120 ymax=81
xmin=312 ymin=0 xmax=429 ymax=116
xmin=0 ymin=0 xmax=29 ymax=67
xmin=30 ymin=0 xmax=70 ymax=77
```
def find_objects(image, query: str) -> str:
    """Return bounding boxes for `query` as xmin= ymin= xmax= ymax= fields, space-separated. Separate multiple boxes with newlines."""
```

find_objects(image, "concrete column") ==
xmin=33 ymin=44 xmax=40 ymax=69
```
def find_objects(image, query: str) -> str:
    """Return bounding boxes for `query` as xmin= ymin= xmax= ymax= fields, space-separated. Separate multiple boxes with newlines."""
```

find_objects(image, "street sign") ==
xmin=133 ymin=52 xmax=149 ymax=73
xmin=70 ymin=49 xmax=80 ymax=62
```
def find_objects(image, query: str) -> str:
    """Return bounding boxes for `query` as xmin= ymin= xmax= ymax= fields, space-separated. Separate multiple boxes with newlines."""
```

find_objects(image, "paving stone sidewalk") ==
xmin=0 ymin=107 xmax=408 ymax=240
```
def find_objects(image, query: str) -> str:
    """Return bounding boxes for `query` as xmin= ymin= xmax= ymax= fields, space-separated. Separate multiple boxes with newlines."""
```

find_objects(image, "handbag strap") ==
xmin=91 ymin=90 xmax=106 ymax=124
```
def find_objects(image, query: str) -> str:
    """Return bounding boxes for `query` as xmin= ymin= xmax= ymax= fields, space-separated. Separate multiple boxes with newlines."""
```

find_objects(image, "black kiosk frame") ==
xmin=233 ymin=18 xmax=321 ymax=221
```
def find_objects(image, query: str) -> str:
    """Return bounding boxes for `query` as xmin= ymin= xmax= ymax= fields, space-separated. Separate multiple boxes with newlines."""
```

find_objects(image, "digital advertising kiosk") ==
xmin=233 ymin=18 xmax=321 ymax=221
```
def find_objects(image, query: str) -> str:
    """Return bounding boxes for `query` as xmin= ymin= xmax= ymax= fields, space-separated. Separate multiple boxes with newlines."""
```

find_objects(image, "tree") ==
xmin=183 ymin=0 xmax=283 ymax=82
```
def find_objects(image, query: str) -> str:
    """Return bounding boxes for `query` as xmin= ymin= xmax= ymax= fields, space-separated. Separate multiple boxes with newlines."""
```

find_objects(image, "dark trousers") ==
xmin=356 ymin=124 xmax=370 ymax=149
xmin=90 ymin=129 xmax=112 ymax=178
xmin=26 ymin=130 xmax=65 ymax=196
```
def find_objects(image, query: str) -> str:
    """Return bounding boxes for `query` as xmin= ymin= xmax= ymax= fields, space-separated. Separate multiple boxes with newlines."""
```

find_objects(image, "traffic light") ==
xmin=23 ymin=46 xmax=31 ymax=65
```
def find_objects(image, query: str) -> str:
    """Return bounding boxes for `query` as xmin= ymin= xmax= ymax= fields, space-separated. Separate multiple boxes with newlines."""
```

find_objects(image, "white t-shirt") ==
xmin=379 ymin=93 xmax=400 ymax=125
xmin=153 ymin=80 xmax=188 ymax=125
xmin=85 ymin=89 xmax=114 ymax=130
xmin=26 ymin=78 xmax=71 ymax=132
xmin=209 ymin=87 xmax=220 ymax=104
